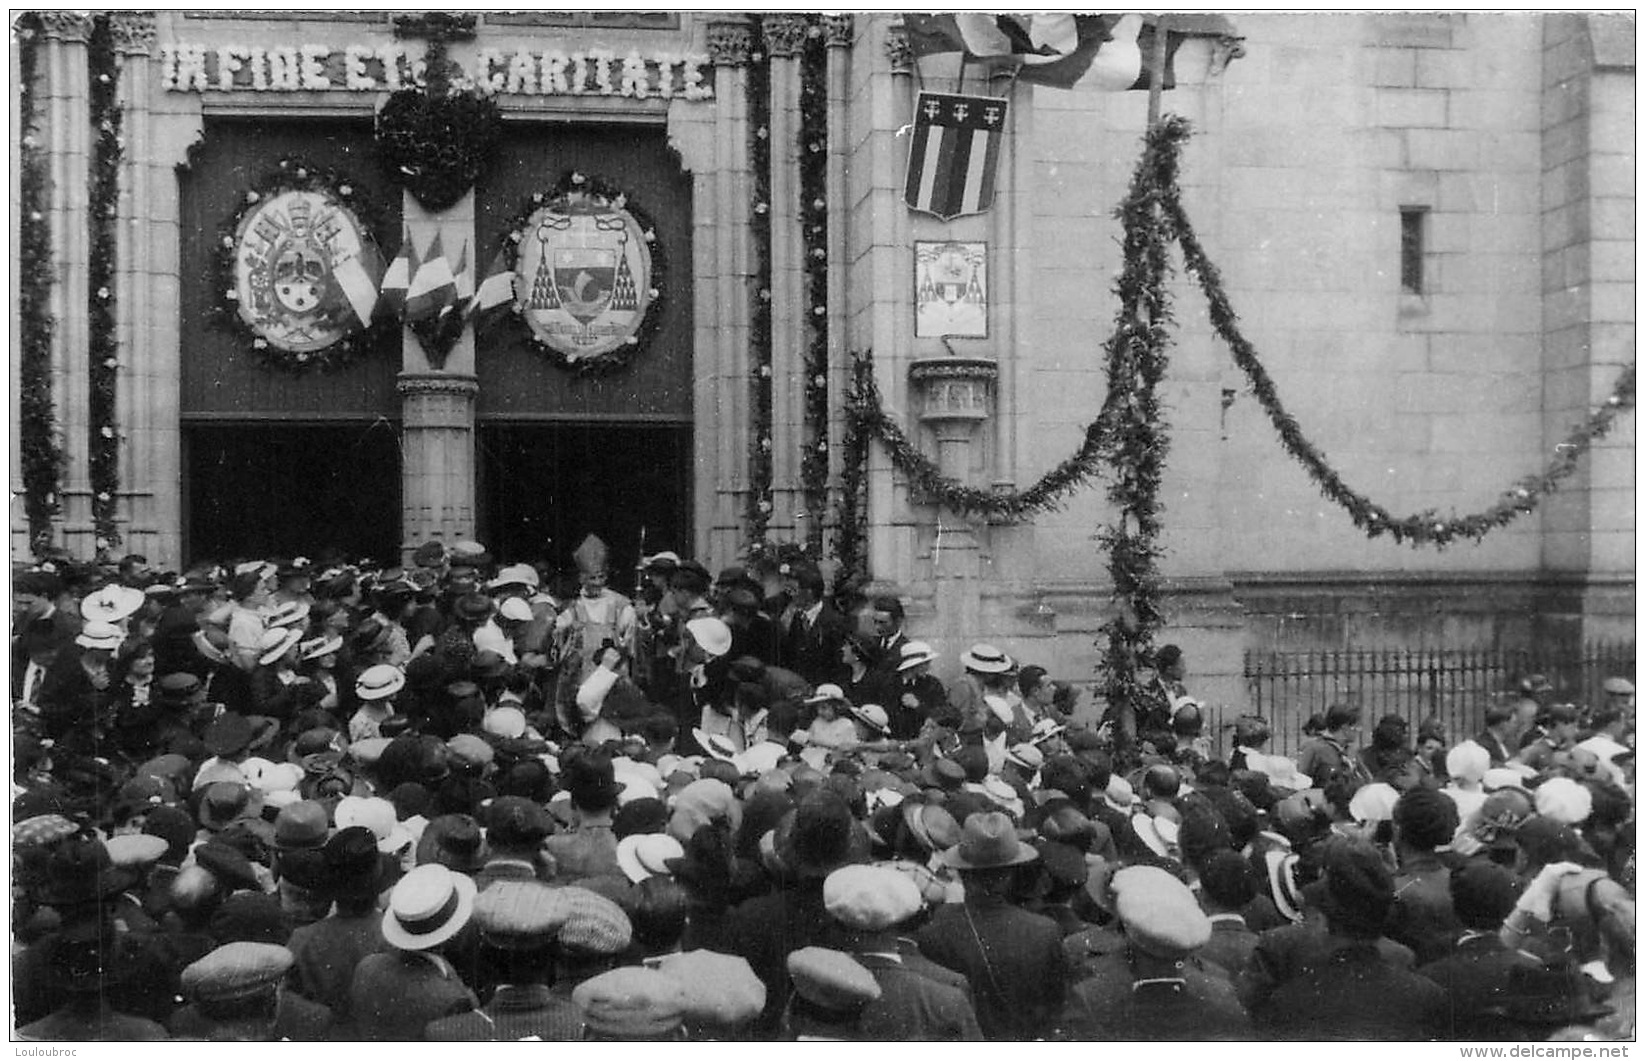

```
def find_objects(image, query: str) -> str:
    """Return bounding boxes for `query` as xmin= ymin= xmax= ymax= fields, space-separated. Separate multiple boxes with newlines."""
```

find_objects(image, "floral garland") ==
xmin=1094 ymin=117 xmax=1189 ymax=750
xmin=1160 ymin=147 xmax=1640 ymax=548
xmin=491 ymin=170 xmax=666 ymax=376
xmin=88 ymin=14 xmax=123 ymax=552
xmin=214 ymin=157 xmax=392 ymax=373
xmin=374 ymin=31 xmax=503 ymax=213
xmin=746 ymin=19 xmax=775 ymax=547
xmin=799 ymin=18 xmax=831 ymax=557
xmin=17 ymin=14 xmax=60 ymax=553
xmin=833 ymin=352 xmax=875 ymax=588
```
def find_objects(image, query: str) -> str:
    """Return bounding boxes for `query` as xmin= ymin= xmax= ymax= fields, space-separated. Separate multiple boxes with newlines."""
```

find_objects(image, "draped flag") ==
xmin=902 ymin=13 xmax=1197 ymax=91
xmin=324 ymin=236 xmax=385 ymax=331
xmin=404 ymin=232 xmax=459 ymax=324
xmin=466 ymin=249 xmax=516 ymax=336
xmin=377 ymin=231 xmax=415 ymax=322
xmin=903 ymin=91 xmax=1009 ymax=221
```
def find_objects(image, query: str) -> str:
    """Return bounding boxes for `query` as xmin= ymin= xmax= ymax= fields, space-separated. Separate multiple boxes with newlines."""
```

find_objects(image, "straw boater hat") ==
xmin=75 ymin=621 xmax=124 ymax=652
xmin=355 ymin=664 xmax=406 ymax=702
xmin=959 ymin=643 xmax=1014 ymax=674
xmin=81 ymin=584 xmax=145 ymax=624
xmin=381 ymin=864 xmax=477 ymax=951
xmin=299 ymin=633 xmax=344 ymax=661
xmin=257 ymin=627 xmax=304 ymax=667
xmin=896 ymin=641 xmax=940 ymax=672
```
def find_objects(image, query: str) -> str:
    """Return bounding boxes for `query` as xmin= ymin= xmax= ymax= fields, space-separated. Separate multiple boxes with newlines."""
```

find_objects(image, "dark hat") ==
xmin=142 ymin=804 xmax=199 ymax=863
xmin=434 ymin=774 xmax=497 ymax=817
xmin=349 ymin=617 xmax=393 ymax=656
xmin=194 ymin=841 xmax=263 ymax=894
xmin=1450 ymin=859 xmax=1521 ymax=929
xmin=412 ymin=540 xmax=446 ymax=567
xmin=562 ymin=750 xmax=624 ymax=811
xmin=208 ymin=891 xmax=291 ymax=946
xmin=1514 ymin=815 xmax=1599 ymax=868
xmin=198 ymin=781 xmax=264 ymax=832
xmin=30 ymin=837 xmax=138 ymax=907
xmin=1033 ymin=839 xmax=1089 ymax=890
xmin=942 ymin=811 xmax=1039 ymax=870
xmin=323 ymin=825 xmax=393 ymax=900
xmin=156 ymin=672 xmax=204 ymax=702
xmin=919 ymin=758 xmax=967 ymax=792
xmin=486 ymin=795 xmax=554 ymax=848
xmin=780 ymin=790 xmax=870 ymax=879
xmin=415 ymin=814 xmax=490 ymax=874
xmin=272 ymin=800 xmax=330 ymax=851
xmin=388 ymin=781 xmax=433 ymax=822
xmin=1321 ymin=839 xmax=1394 ymax=935
xmin=951 ymin=746 xmax=991 ymax=784
xmin=203 ymin=713 xmax=256 ymax=759
xmin=613 ymin=797 xmax=670 ymax=840
xmin=14 ymin=569 xmax=62 ymax=596
xmin=453 ymin=593 xmax=494 ymax=623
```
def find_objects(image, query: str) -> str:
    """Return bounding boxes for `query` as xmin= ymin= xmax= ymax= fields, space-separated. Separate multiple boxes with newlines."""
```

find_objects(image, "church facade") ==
xmin=10 ymin=12 xmax=1635 ymax=715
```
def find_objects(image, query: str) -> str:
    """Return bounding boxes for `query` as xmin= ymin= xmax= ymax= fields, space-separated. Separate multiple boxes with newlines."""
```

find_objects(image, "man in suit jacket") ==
xmin=823 ymin=865 xmax=985 ymax=1041
xmin=780 ymin=563 xmax=850 ymax=688
xmin=12 ymin=569 xmax=81 ymax=705
xmin=915 ymin=814 xmax=1067 ymax=1040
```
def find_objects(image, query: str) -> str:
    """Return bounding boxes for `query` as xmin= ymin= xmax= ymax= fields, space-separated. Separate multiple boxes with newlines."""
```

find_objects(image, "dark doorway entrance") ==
xmin=478 ymin=422 xmax=692 ymax=581
xmin=185 ymin=423 xmax=402 ymax=565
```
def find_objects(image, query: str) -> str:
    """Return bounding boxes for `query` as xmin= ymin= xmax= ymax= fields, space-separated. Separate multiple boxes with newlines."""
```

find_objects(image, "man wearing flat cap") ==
xmin=167 ymin=940 xmax=335 ymax=1041
xmin=1059 ymin=864 xmax=1248 ymax=1039
xmin=424 ymin=880 xmax=576 ymax=1040
xmin=823 ymin=865 xmax=984 ymax=1040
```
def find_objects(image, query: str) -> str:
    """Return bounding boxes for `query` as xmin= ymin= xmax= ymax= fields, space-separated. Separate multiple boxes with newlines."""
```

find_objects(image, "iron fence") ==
xmin=1239 ymin=641 xmax=1635 ymax=758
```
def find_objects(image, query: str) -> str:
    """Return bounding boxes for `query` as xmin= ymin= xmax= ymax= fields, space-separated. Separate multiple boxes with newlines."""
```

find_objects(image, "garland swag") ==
xmin=745 ymin=19 xmax=775 ymax=548
xmin=17 ymin=14 xmax=61 ymax=552
xmin=798 ymin=18 xmax=831 ymax=557
xmin=88 ymin=13 xmax=123 ymax=551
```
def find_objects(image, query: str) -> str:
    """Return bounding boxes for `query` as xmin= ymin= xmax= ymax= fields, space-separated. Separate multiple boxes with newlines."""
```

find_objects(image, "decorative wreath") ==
xmin=375 ymin=85 xmax=504 ymax=213
xmin=492 ymin=171 xmax=667 ymax=377
xmin=214 ymin=157 xmax=393 ymax=374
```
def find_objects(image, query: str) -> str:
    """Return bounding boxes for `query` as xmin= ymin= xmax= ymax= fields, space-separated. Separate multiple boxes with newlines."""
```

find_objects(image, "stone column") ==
xmin=112 ymin=11 xmax=158 ymax=561
xmin=398 ymin=190 xmax=478 ymax=557
xmin=909 ymin=356 xmax=998 ymax=651
xmin=822 ymin=15 xmax=853 ymax=563
xmin=39 ymin=13 xmax=95 ymax=554
xmin=763 ymin=12 xmax=810 ymax=541
xmin=698 ymin=18 xmax=754 ymax=564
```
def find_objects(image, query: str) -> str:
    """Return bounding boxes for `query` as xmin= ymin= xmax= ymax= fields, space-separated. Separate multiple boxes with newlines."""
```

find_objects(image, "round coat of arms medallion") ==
xmin=513 ymin=189 xmax=655 ymax=363
xmin=232 ymin=189 xmax=383 ymax=353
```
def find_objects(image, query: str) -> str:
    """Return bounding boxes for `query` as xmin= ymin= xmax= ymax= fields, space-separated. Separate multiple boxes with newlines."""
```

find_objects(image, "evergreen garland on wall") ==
xmin=17 ymin=13 xmax=61 ymax=553
xmin=746 ymin=17 xmax=775 ymax=547
xmin=798 ymin=17 xmax=831 ymax=557
xmin=88 ymin=12 xmax=124 ymax=552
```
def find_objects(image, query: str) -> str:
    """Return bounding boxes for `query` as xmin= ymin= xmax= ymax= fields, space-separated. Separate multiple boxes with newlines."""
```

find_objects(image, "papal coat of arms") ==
xmin=232 ymin=189 xmax=383 ymax=352
xmin=514 ymin=190 xmax=654 ymax=362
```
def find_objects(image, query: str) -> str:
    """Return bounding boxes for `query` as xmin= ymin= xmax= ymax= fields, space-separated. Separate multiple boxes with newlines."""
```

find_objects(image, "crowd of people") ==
xmin=9 ymin=536 xmax=1637 ymax=1041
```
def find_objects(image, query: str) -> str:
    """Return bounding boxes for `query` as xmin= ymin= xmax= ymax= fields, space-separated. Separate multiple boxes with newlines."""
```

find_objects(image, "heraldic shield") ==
xmin=903 ymin=91 xmax=1010 ymax=221
xmin=515 ymin=192 xmax=653 ymax=363
xmin=232 ymin=189 xmax=384 ymax=352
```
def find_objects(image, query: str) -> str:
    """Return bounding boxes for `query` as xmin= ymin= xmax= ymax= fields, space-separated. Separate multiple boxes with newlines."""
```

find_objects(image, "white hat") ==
xmin=1133 ymin=814 xmax=1180 ymax=859
xmin=734 ymin=741 xmax=787 ymax=778
xmin=264 ymin=599 xmax=310 ymax=629
xmin=335 ymin=795 xmax=413 ymax=855
xmin=685 ymin=617 xmax=733 ymax=659
xmin=616 ymin=833 xmax=685 ymax=884
xmin=81 ymin=584 xmax=145 ymax=624
xmin=896 ymin=641 xmax=940 ymax=672
xmin=257 ymin=626 xmax=304 ymax=666
xmin=497 ymin=597 xmax=534 ymax=623
xmin=1348 ymin=781 xmax=1400 ymax=824
xmin=1534 ymin=777 xmax=1593 ymax=825
xmin=849 ymin=703 xmax=890 ymax=734
xmin=692 ymin=729 xmax=740 ymax=763
xmin=300 ymin=633 xmax=344 ymax=661
xmin=487 ymin=563 xmax=540 ymax=591
xmin=75 ymin=621 xmax=124 ymax=651
xmin=482 ymin=705 xmax=528 ymax=740
xmin=381 ymin=864 xmax=477 ymax=951
xmin=1005 ymin=743 xmax=1045 ymax=772
xmin=355 ymin=664 xmax=406 ymax=702
xmin=1028 ymin=717 xmax=1067 ymax=745
xmin=959 ymin=643 xmax=1014 ymax=674
xmin=1445 ymin=741 xmax=1490 ymax=784
xmin=1103 ymin=776 xmax=1136 ymax=814
xmin=804 ymin=683 xmax=847 ymax=705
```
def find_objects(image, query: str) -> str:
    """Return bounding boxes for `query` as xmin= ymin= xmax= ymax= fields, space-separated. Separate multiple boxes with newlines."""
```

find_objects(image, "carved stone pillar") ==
xmin=909 ymin=355 xmax=998 ymax=656
xmin=763 ymin=13 xmax=810 ymax=540
xmin=40 ymin=13 xmax=95 ymax=552
xmin=112 ymin=12 xmax=161 ymax=560
xmin=699 ymin=18 xmax=754 ymax=563
xmin=823 ymin=15 xmax=852 ymax=562
xmin=397 ymin=373 xmax=480 ymax=555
